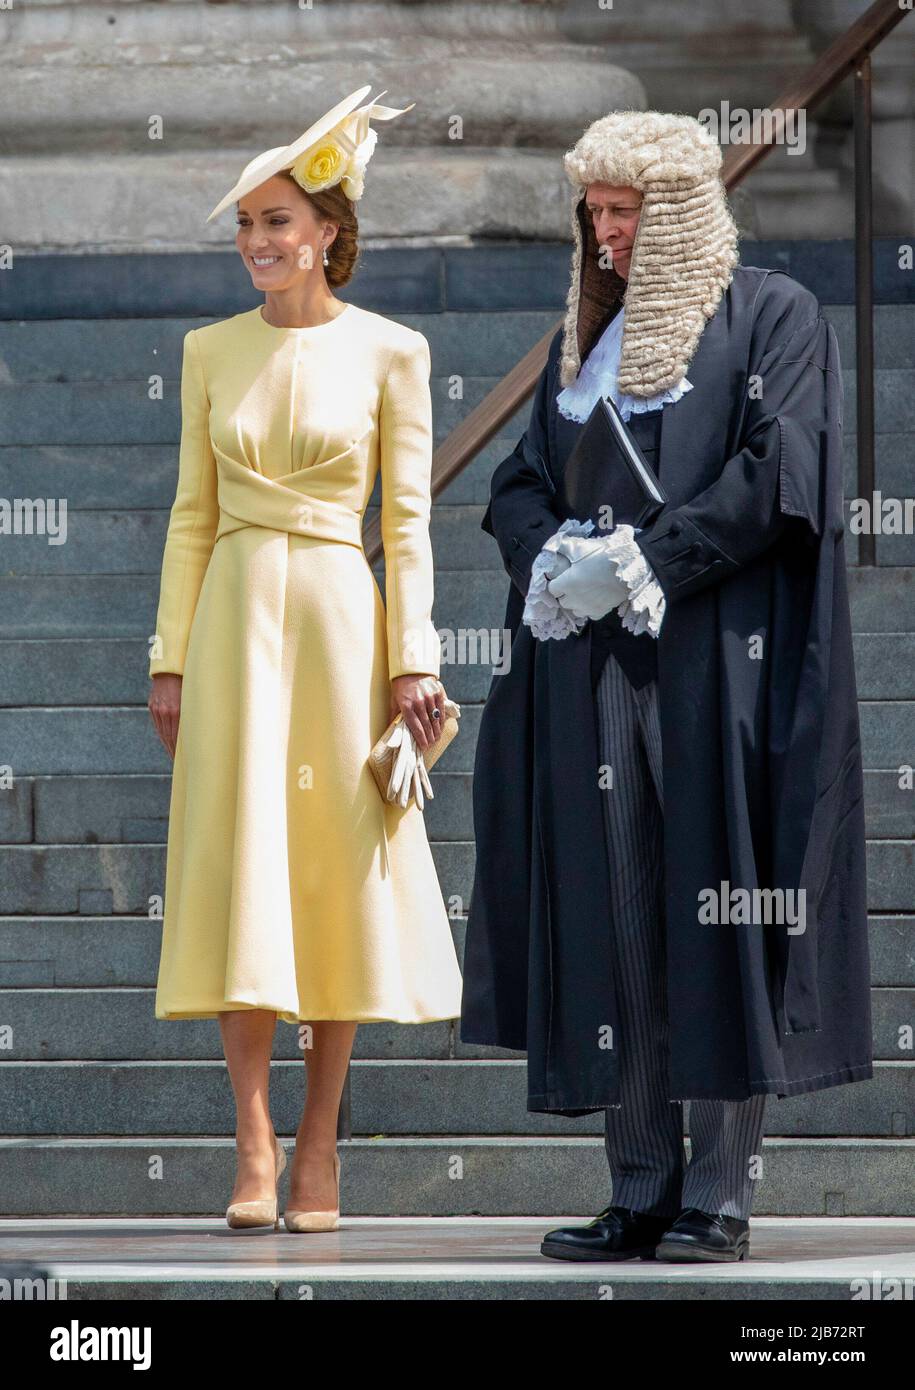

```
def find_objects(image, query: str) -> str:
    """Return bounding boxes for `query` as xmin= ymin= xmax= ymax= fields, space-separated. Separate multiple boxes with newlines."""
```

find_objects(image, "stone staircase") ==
xmin=0 ymin=243 xmax=913 ymax=1294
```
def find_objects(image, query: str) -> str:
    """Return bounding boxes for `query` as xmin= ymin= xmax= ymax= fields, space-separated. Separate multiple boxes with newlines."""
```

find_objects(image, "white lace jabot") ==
xmin=556 ymin=305 xmax=693 ymax=424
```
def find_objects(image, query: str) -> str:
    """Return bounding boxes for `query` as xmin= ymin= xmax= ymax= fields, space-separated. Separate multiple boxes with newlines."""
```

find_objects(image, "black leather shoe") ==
xmin=540 ymin=1205 xmax=673 ymax=1262
xmin=654 ymin=1207 xmax=750 ymax=1262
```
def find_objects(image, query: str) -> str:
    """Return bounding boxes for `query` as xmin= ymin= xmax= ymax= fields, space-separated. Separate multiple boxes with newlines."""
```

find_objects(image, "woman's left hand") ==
xmin=390 ymin=674 xmax=446 ymax=750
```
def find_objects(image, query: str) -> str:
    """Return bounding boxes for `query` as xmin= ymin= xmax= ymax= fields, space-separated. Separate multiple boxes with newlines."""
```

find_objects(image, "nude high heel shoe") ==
xmin=226 ymin=1136 xmax=287 ymax=1231
xmin=284 ymin=1150 xmax=341 ymax=1233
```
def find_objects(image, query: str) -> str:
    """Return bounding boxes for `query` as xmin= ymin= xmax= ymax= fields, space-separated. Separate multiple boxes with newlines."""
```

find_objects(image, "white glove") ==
xmin=522 ymin=517 xmax=596 ymax=641
xmin=532 ymin=525 xmax=580 ymax=583
xmin=539 ymin=546 xmax=572 ymax=582
xmin=547 ymin=534 xmax=630 ymax=621
xmin=549 ymin=533 xmax=608 ymax=565
xmin=379 ymin=717 xmax=435 ymax=810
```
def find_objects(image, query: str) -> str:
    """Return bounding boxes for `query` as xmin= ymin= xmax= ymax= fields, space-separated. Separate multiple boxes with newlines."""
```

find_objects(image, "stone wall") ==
xmin=0 ymin=0 xmax=911 ymax=252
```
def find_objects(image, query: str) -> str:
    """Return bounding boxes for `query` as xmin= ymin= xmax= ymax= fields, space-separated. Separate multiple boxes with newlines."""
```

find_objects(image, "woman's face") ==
xmin=234 ymin=176 xmax=338 ymax=289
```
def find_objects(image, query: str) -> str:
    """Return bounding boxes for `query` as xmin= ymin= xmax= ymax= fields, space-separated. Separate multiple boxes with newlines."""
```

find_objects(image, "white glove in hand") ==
xmin=522 ymin=517 xmax=596 ymax=642
xmin=532 ymin=525 xmax=577 ymax=583
xmin=550 ymin=534 xmax=607 ymax=565
xmin=547 ymin=534 xmax=630 ymax=621
xmin=380 ymin=718 xmax=435 ymax=810
xmin=539 ymin=547 xmax=572 ymax=582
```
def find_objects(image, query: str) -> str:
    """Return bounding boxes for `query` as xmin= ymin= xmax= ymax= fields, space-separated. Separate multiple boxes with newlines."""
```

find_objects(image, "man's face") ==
xmin=585 ymin=182 xmax=643 ymax=280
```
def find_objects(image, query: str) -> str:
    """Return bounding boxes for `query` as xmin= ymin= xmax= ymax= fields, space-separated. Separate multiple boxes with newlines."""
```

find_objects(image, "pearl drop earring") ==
xmin=322 ymin=247 xmax=329 ymax=267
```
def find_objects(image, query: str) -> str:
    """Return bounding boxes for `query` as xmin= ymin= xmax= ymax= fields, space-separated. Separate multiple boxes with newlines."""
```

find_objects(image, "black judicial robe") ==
xmin=460 ymin=266 xmax=874 ymax=1115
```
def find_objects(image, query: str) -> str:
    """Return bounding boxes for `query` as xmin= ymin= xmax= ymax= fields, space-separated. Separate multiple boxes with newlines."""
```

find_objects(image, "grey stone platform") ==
xmin=2 ymin=1216 xmax=913 ymax=1301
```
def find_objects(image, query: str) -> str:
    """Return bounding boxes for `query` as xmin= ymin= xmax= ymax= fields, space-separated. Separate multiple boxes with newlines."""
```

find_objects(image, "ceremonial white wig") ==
xmin=560 ymin=110 xmax=739 ymax=396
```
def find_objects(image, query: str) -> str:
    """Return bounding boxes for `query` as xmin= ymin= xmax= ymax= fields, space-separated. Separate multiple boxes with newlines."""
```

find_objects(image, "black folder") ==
xmin=562 ymin=394 xmax=667 ymax=531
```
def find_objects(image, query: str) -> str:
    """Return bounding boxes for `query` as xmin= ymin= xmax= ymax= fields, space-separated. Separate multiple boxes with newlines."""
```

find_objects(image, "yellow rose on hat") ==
xmin=290 ymin=126 xmax=379 ymax=202
xmin=290 ymin=141 xmax=347 ymax=194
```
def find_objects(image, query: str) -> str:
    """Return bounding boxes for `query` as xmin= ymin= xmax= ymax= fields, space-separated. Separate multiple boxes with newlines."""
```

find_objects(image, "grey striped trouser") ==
xmin=595 ymin=651 xmax=767 ymax=1222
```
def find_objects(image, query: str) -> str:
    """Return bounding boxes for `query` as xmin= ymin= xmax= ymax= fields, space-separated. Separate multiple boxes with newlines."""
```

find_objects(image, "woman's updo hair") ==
xmin=277 ymin=171 xmax=359 ymax=289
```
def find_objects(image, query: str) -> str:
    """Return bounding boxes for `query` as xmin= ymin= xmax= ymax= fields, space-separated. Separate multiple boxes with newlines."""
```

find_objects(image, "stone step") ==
xmin=0 ymin=568 xmax=506 ymax=654
xmin=0 ymin=376 xmax=531 ymax=448
xmin=0 ymin=838 xmax=912 ymax=915
xmin=5 ymin=1218 xmax=915 ymax=1303
xmin=4 ymin=626 xmax=915 ymax=708
xmin=1 ymin=504 xmax=497 ymax=576
xmin=3 ymin=501 xmax=914 ymax=576
xmin=0 ymin=314 xmax=561 ymax=382
xmin=0 ymin=985 xmax=912 ymax=1063
xmin=0 ymin=367 xmax=911 ymax=447
xmin=0 ymin=769 xmax=474 ymax=844
xmin=0 ymin=702 xmax=480 ymax=775
xmin=1 ymin=303 xmax=913 ymax=380
xmin=1 ymin=766 xmax=914 ymax=847
xmin=6 ymin=631 xmax=489 ymax=707
xmin=1 ymin=427 xmax=909 ymax=514
xmin=0 ymin=563 xmax=914 ymax=647
xmin=10 ymin=494 xmax=912 ymax=575
xmin=0 ymin=698 xmax=912 ymax=777
xmin=1 ymin=1137 xmax=912 ymax=1220
xmin=742 ymin=171 xmax=852 ymax=240
xmin=0 ymin=1060 xmax=911 ymax=1140
xmin=847 ymin=566 xmax=915 ymax=631
xmin=0 ymin=839 xmax=469 ymax=913
xmin=0 ymin=572 xmax=503 ymax=640
xmin=0 ymin=437 xmax=515 ymax=509
xmin=4 ymin=247 xmax=912 ymax=325
xmin=0 ymin=304 xmax=906 ymax=380
xmin=2 ymin=915 xmax=910 ymax=992
xmin=0 ymin=246 xmax=574 ymax=320
xmin=0 ymin=987 xmax=457 ymax=1063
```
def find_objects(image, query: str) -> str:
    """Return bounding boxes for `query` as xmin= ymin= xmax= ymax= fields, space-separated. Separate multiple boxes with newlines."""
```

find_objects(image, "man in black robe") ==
xmin=460 ymin=110 xmax=873 ymax=1263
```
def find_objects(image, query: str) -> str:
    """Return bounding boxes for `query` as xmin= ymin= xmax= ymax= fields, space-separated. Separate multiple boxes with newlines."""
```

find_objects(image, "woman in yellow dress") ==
xmin=147 ymin=87 xmax=463 ymax=1232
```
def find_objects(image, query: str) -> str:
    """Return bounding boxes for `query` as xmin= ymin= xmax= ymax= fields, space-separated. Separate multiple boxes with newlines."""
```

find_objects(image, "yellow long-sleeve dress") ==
xmin=149 ymin=302 xmax=464 ymax=1023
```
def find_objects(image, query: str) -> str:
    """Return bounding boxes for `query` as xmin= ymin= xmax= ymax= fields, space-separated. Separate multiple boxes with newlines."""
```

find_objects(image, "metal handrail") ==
xmin=362 ymin=0 xmax=908 ymax=568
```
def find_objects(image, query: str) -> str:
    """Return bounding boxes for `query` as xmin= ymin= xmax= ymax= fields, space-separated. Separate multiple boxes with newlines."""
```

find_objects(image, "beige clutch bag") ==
xmin=369 ymin=696 xmax=461 ymax=809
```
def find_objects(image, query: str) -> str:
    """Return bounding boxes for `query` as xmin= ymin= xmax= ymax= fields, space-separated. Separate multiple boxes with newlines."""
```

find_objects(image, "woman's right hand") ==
xmin=149 ymin=673 xmax=182 ymax=760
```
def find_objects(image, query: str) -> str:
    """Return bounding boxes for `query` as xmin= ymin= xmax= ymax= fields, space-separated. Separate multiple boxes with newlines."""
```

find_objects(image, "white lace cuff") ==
xmin=603 ymin=523 xmax=666 ymax=638
xmin=522 ymin=517 xmax=595 ymax=641
xmin=617 ymin=377 xmax=693 ymax=422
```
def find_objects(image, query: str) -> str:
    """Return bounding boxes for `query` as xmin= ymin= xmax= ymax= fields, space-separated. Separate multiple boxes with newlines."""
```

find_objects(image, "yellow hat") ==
xmin=206 ymin=85 xmax=414 ymax=223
